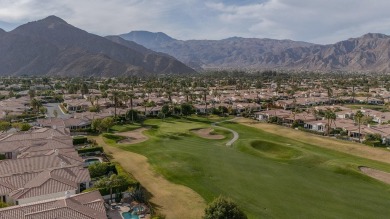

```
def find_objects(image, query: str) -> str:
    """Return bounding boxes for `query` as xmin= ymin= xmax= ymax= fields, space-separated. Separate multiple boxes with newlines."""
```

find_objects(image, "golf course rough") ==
xmin=102 ymin=117 xmax=390 ymax=219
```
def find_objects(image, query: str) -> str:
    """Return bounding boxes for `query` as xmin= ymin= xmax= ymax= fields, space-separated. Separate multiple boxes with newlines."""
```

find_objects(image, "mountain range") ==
xmin=1 ymin=15 xmax=390 ymax=76
xmin=0 ymin=16 xmax=195 ymax=76
xmin=120 ymin=31 xmax=390 ymax=72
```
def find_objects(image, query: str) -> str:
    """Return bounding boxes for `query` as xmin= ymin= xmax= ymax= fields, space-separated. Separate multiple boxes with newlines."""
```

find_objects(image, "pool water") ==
xmin=84 ymin=158 xmax=101 ymax=166
xmin=122 ymin=212 xmax=139 ymax=219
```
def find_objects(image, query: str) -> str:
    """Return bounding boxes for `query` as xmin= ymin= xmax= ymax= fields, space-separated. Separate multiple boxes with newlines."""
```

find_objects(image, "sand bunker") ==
xmin=192 ymin=128 xmax=224 ymax=139
xmin=116 ymin=128 xmax=149 ymax=145
xmin=359 ymin=166 xmax=390 ymax=184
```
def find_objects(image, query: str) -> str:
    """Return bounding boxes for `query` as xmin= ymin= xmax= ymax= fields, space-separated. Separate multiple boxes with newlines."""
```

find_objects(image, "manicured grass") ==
xmin=345 ymin=104 xmax=387 ymax=111
xmin=107 ymin=117 xmax=390 ymax=218
xmin=102 ymin=133 xmax=126 ymax=143
xmin=110 ymin=123 xmax=142 ymax=132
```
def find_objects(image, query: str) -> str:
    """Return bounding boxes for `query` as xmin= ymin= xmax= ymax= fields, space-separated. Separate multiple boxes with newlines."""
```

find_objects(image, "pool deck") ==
xmin=83 ymin=156 xmax=104 ymax=162
xmin=107 ymin=203 xmax=150 ymax=219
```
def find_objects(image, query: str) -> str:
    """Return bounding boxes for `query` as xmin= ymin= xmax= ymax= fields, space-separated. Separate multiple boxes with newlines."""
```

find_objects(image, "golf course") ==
xmin=98 ymin=116 xmax=390 ymax=219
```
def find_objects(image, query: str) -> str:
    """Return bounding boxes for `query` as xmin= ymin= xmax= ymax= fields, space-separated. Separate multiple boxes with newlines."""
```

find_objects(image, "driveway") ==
xmin=44 ymin=103 xmax=70 ymax=119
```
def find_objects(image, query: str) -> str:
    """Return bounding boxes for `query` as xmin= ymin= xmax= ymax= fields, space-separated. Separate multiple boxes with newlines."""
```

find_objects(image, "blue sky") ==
xmin=0 ymin=0 xmax=390 ymax=44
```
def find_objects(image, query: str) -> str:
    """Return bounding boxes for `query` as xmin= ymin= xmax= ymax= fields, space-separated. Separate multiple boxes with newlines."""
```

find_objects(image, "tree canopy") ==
xmin=204 ymin=196 xmax=247 ymax=219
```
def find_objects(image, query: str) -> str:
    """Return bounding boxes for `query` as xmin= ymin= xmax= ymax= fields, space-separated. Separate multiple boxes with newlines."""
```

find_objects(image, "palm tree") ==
xmin=30 ymin=98 xmax=41 ymax=114
xmin=111 ymin=90 xmax=120 ymax=118
xmin=203 ymin=89 xmax=208 ymax=115
xmin=354 ymin=110 xmax=364 ymax=142
xmin=351 ymin=81 xmax=356 ymax=103
xmin=184 ymin=89 xmax=190 ymax=103
xmin=95 ymin=174 xmax=128 ymax=204
xmin=324 ymin=109 xmax=336 ymax=136
xmin=325 ymin=109 xmax=336 ymax=136
xmin=167 ymin=89 xmax=173 ymax=105
xmin=326 ymin=86 xmax=333 ymax=105
xmin=127 ymin=91 xmax=135 ymax=123
xmin=87 ymin=95 xmax=94 ymax=106
xmin=95 ymin=95 xmax=100 ymax=111
xmin=143 ymin=99 xmax=148 ymax=116
xmin=42 ymin=77 xmax=50 ymax=89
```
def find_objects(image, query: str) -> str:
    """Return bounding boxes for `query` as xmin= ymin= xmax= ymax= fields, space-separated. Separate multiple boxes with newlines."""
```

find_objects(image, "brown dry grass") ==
xmin=116 ymin=128 xmax=149 ymax=145
xmin=91 ymin=136 xmax=206 ymax=219
xmin=237 ymin=118 xmax=390 ymax=165
xmin=359 ymin=166 xmax=390 ymax=184
xmin=191 ymin=128 xmax=224 ymax=139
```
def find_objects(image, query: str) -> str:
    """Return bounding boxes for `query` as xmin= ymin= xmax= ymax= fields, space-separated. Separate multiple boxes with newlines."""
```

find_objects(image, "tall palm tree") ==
xmin=354 ymin=110 xmax=364 ymax=142
xmin=203 ymin=89 xmax=208 ymax=115
xmin=128 ymin=91 xmax=135 ymax=123
xmin=326 ymin=86 xmax=333 ymax=105
xmin=167 ymin=89 xmax=173 ymax=105
xmin=143 ymin=99 xmax=148 ymax=116
xmin=30 ymin=98 xmax=39 ymax=114
xmin=352 ymin=82 xmax=356 ymax=103
xmin=87 ymin=95 xmax=94 ymax=106
xmin=184 ymin=89 xmax=190 ymax=103
xmin=324 ymin=109 xmax=336 ymax=136
xmin=111 ymin=90 xmax=120 ymax=118
xmin=95 ymin=95 xmax=100 ymax=109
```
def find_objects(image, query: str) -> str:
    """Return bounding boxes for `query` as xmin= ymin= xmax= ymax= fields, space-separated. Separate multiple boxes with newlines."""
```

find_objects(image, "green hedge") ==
xmin=73 ymin=136 xmax=88 ymax=145
xmin=363 ymin=140 xmax=383 ymax=147
xmin=102 ymin=133 xmax=126 ymax=142
xmin=77 ymin=146 xmax=104 ymax=154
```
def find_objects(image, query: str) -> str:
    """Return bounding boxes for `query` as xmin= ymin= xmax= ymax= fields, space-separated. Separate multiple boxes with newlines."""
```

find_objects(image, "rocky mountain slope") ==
xmin=120 ymin=31 xmax=390 ymax=72
xmin=0 ymin=16 xmax=195 ymax=76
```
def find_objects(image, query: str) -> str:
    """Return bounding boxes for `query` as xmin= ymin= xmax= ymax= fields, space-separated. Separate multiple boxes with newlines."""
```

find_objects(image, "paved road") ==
xmin=212 ymin=118 xmax=239 ymax=146
xmin=44 ymin=103 xmax=70 ymax=119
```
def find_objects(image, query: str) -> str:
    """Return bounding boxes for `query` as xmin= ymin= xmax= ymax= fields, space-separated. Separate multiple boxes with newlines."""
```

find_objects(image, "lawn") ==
xmin=344 ymin=104 xmax=388 ymax=111
xmin=110 ymin=123 xmax=142 ymax=132
xmin=106 ymin=117 xmax=390 ymax=219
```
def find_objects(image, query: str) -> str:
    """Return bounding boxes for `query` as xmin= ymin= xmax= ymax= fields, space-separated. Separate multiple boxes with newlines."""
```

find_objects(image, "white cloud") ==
xmin=0 ymin=0 xmax=390 ymax=44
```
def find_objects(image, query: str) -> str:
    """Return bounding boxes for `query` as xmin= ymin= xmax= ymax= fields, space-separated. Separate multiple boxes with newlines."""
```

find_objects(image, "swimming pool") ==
xmin=84 ymin=158 xmax=101 ymax=166
xmin=122 ymin=212 xmax=139 ymax=219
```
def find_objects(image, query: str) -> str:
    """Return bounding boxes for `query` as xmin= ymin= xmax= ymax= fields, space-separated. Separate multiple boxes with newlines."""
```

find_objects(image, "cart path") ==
xmin=212 ymin=118 xmax=239 ymax=146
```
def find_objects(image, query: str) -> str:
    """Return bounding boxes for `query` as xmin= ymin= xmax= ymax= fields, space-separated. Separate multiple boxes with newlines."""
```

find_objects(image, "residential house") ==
xmin=284 ymin=112 xmax=317 ymax=125
xmin=37 ymin=118 xmax=91 ymax=130
xmin=254 ymin=109 xmax=292 ymax=121
xmin=0 ymin=152 xmax=88 ymax=205
xmin=64 ymin=99 xmax=92 ymax=112
xmin=336 ymin=110 xmax=356 ymax=119
xmin=0 ymin=127 xmax=72 ymax=159
xmin=304 ymin=120 xmax=327 ymax=132
xmin=0 ymin=191 xmax=107 ymax=219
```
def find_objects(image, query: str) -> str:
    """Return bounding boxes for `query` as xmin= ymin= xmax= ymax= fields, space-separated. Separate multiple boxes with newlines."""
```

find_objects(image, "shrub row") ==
xmin=72 ymin=136 xmax=88 ymax=145
xmin=363 ymin=140 xmax=383 ymax=147
xmin=77 ymin=146 xmax=104 ymax=154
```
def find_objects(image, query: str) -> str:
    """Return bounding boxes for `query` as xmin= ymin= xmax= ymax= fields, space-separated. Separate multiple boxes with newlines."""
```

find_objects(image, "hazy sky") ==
xmin=1 ymin=0 xmax=390 ymax=44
